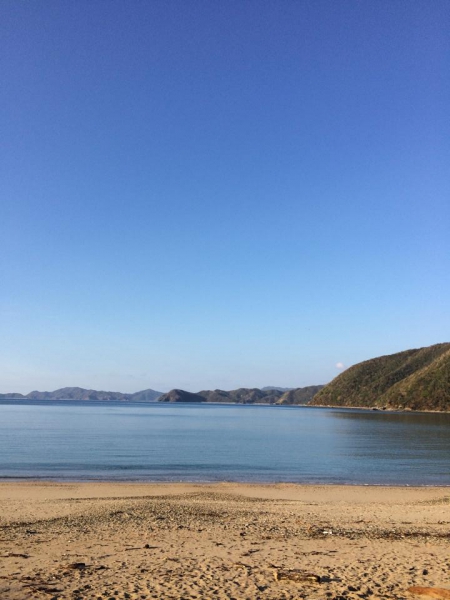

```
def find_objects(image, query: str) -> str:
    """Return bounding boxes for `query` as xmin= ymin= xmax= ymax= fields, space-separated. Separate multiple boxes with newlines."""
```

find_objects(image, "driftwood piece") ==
xmin=407 ymin=587 xmax=450 ymax=599
xmin=274 ymin=569 xmax=321 ymax=583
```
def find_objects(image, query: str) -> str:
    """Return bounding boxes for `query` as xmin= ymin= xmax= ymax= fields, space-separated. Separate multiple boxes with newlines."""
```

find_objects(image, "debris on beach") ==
xmin=273 ymin=568 xmax=321 ymax=583
xmin=407 ymin=587 xmax=450 ymax=599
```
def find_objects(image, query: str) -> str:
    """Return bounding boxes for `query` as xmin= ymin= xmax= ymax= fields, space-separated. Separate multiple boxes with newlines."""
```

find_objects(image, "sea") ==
xmin=0 ymin=401 xmax=449 ymax=485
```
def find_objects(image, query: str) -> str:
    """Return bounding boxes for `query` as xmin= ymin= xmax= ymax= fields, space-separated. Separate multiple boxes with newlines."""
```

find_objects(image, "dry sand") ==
xmin=0 ymin=482 xmax=449 ymax=600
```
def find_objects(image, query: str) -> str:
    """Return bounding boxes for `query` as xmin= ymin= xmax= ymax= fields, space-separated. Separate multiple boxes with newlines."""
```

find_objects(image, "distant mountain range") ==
xmin=0 ymin=387 xmax=163 ymax=402
xmin=158 ymin=385 xmax=324 ymax=405
xmin=0 ymin=385 xmax=323 ymax=404
xmin=261 ymin=386 xmax=294 ymax=392
xmin=0 ymin=385 xmax=323 ymax=405
xmin=3 ymin=343 xmax=448 ymax=411
xmin=311 ymin=343 xmax=450 ymax=411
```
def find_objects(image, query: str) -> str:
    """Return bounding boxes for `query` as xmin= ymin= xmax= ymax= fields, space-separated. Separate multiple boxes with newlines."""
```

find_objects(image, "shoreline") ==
xmin=1 ymin=482 xmax=449 ymax=599
xmin=1 ymin=477 xmax=450 ymax=487
xmin=2 ymin=397 xmax=450 ymax=413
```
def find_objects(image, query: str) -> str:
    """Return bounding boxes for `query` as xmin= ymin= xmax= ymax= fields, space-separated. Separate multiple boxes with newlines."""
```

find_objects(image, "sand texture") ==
xmin=0 ymin=482 xmax=449 ymax=600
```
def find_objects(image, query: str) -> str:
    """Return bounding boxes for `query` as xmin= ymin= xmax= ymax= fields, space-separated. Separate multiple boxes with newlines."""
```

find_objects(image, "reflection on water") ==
xmin=325 ymin=409 xmax=450 ymax=478
xmin=0 ymin=401 xmax=449 ymax=485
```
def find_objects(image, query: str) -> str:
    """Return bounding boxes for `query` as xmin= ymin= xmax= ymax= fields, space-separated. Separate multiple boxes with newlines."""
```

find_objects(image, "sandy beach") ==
xmin=0 ymin=482 xmax=449 ymax=600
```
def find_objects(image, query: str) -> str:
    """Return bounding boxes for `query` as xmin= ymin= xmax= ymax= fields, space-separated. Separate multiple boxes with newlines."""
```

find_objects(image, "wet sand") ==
xmin=0 ymin=482 xmax=449 ymax=599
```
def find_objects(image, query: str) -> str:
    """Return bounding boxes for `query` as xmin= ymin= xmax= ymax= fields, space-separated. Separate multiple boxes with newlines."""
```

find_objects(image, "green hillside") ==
xmin=276 ymin=386 xmax=324 ymax=405
xmin=310 ymin=343 xmax=450 ymax=411
xmin=158 ymin=385 xmax=324 ymax=404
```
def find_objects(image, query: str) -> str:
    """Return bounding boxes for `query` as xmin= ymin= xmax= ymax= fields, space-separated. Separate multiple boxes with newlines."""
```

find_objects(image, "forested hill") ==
xmin=310 ymin=343 xmax=450 ymax=411
xmin=158 ymin=385 xmax=324 ymax=404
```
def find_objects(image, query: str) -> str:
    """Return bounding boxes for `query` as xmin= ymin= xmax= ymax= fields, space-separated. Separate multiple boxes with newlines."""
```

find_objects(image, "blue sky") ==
xmin=1 ymin=1 xmax=449 ymax=393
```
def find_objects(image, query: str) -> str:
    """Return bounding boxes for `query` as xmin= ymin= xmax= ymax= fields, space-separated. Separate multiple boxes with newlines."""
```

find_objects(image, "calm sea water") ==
xmin=0 ymin=401 xmax=449 ymax=485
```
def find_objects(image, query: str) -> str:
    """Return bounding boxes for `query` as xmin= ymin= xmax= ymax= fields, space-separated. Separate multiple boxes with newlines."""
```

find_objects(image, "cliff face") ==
xmin=311 ymin=343 xmax=450 ymax=411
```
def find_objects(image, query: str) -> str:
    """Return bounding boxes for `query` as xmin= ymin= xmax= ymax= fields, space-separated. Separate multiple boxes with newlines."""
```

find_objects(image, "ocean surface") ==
xmin=0 ymin=401 xmax=449 ymax=485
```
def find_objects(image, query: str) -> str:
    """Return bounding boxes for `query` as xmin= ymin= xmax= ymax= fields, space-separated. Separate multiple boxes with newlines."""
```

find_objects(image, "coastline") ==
xmin=1 ymin=477 xmax=450 ymax=487
xmin=2 ymin=397 xmax=449 ymax=413
xmin=1 ymin=482 xmax=449 ymax=599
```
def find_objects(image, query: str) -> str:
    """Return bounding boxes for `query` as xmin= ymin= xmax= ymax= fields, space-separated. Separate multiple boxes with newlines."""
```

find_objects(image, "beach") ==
xmin=0 ymin=483 xmax=449 ymax=599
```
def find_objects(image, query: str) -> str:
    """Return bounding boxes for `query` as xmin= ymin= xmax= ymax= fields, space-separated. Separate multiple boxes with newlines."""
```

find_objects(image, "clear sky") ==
xmin=1 ymin=1 xmax=449 ymax=394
